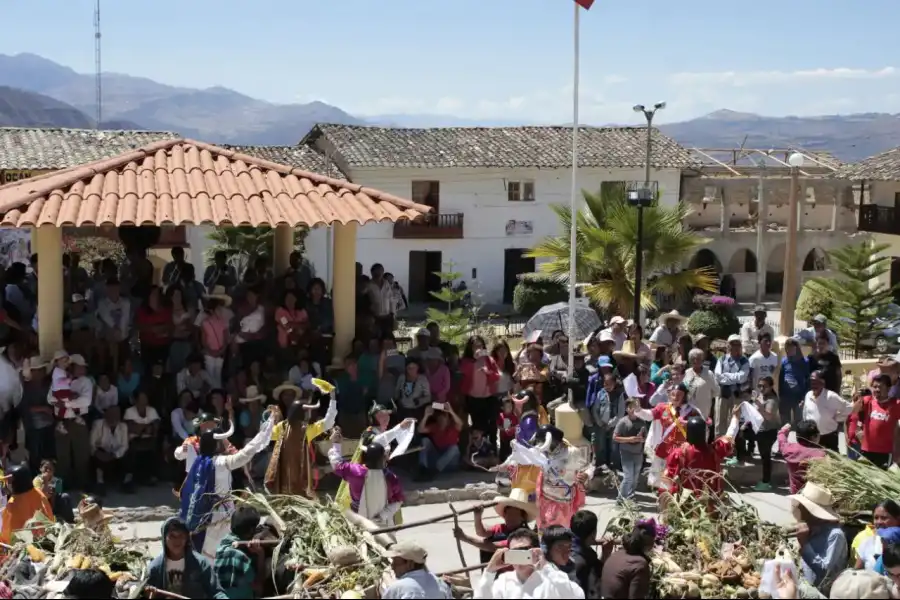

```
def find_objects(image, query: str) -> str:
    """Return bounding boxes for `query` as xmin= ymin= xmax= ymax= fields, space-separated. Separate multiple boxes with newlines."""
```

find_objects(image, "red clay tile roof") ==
xmin=0 ymin=138 xmax=429 ymax=228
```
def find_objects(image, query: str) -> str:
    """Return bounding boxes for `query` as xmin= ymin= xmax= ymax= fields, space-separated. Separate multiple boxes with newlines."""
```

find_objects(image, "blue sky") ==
xmin=1 ymin=0 xmax=898 ymax=123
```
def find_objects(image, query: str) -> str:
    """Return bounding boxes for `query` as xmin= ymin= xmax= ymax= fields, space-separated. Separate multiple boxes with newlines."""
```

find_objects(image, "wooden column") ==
xmin=35 ymin=226 xmax=63 ymax=359
xmin=273 ymin=224 xmax=293 ymax=276
xmin=331 ymin=222 xmax=357 ymax=367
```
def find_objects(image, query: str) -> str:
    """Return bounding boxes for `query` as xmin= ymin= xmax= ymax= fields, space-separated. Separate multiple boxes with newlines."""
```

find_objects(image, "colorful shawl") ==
xmin=180 ymin=455 xmax=218 ymax=551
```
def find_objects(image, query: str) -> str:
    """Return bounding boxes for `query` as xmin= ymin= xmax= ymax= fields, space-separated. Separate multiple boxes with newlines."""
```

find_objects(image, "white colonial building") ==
xmin=301 ymin=124 xmax=694 ymax=305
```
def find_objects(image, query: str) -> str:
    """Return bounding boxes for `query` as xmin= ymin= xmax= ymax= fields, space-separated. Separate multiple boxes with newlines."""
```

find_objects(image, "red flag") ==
xmin=574 ymin=0 xmax=594 ymax=9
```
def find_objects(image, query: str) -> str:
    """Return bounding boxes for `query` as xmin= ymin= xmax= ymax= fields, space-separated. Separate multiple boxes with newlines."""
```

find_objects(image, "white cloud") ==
xmin=669 ymin=67 xmax=899 ymax=86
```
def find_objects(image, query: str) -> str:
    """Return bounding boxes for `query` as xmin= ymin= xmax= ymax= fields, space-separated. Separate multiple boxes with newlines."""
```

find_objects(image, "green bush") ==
xmin=796 ymin=280 xmax=834 ymax=322
xmin=687 ymin=309 xmax=740 ymax=341
xmin=513 ymin=278 xmax=568 ymax=317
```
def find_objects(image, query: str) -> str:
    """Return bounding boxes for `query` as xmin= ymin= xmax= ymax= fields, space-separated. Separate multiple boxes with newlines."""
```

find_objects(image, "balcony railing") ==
xmin=859 ymin=205 xmax=900 ymax=235
xmin=393 ymin=213 xmax=464 ymax=239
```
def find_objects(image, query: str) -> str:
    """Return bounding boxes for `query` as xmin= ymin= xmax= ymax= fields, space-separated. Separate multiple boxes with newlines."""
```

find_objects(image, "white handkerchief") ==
xmin=740 ymin=401 xmax=765 ymax=434
xmin=389 ymin=424 xmax=415 ymax=460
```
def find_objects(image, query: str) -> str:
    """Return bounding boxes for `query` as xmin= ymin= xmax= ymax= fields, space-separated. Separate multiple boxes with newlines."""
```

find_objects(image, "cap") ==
xmin=812 ymin=314 xmax=828 ymax=324
xmin=386 ymin=540 xmax=427 ymax=563
xmin=752 ymin=305 xmax=766 ymax=314
xmin=727 ymin=334 xmax=742 ymax=344
xmin=597 ymin=356 xmax=613 ymax=369
xmin=71 ymin=293 xmax=85 ymax=303
xmin=69 ymin=354 xmax=87 ymax=367
xmin=415 ymin=327 xmax=430 ymax=338
xmin=829 ymin=570 xmax=892 ymax=600
xmin=609 ymin=316 xmax=626 ymax=325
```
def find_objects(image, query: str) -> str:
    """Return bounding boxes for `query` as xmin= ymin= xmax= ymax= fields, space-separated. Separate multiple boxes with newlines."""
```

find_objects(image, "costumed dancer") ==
xmin=502 ymin=390 xmax=547 ymax=502
xmin=172 ymin=410 xmax=236 ymax=496
xmin=500 ymin=424 xmax=593 ymax=530
xmin=264 ymin=378 xmax=338 ymax=497
xmin=634 ymin=382 xmax=704 ymax=489
xmin=179 ymin=413 xmax=275 ymax=558
xmin=328 ymin=428 xmax=404 ymax=527
xmin=0 ymin=465 xmax=55 ymax=545
xmin=335 ymin=404 xmax=415 ymax=524
xmin=660 ymin=405 xmax=741 ymax=505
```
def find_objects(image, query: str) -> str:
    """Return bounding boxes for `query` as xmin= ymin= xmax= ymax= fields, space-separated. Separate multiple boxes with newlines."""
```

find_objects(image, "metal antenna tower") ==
xmin=94 ymin=0 xmax=102 ymax=128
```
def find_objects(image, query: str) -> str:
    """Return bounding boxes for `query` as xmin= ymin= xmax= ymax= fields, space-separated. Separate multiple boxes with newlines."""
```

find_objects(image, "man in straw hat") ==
xmin=453 ymin=488 xmax=536 ymax=566
xmin=649 ymin=310 xmax=687 ymax=349
xmin=789 ymin=482 xmax=848 ymax=594
xmin=327 ymin=427 xmax=404 ymax=527
xmin=264 ymin=378 xmax=337 ymax=497
xmin=21 ymin=355 xmax=52 ymax=473
xmin=499 ymin=424 xmax=593 ymax=530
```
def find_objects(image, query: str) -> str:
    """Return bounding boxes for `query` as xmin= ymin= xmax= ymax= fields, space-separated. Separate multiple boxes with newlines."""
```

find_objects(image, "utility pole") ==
xmin=779 ymin=153 xmax=805 ymax=336
xmin=755 ymin=158 xmax=766 ymax=302
xmin=94 ymin=0 xmax=102 ymax=129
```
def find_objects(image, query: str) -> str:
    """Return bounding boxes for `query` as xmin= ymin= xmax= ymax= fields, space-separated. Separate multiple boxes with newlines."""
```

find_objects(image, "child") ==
xmin=94 ymin=373 xmax=119 ymax=415
xmin=612 ymin=398 xmax=646 ymax=503
xmin=34 ymin=460 xmax=74 ymax=523
xmin=751 ymin=375 xmax=781 ymax=491
xmin=464 ymin=428 xmax=498 ymax=470
xmin=49 ymin=350 xmax=76 ymax=435
xmin=497 ymin=398 xmax=519 ymax=462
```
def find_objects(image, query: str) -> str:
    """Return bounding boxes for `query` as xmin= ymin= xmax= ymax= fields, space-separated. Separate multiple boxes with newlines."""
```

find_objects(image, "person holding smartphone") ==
xmin=475 ymin=528 xmax=585 ymax=598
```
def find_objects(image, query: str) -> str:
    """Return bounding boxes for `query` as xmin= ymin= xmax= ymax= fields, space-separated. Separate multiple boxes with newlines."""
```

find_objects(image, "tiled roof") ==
xmin=0 ymin=139 xmax=429 ymax=228
xmin=834 ymin=146 xmax=900 ymax=181
xmin=303 ymin=123 xmax=698 ymax=170
xmin=222 ymin=145 xmax=347 ymax=180
xmin=0 ymin=127 xmax=178 ymax=170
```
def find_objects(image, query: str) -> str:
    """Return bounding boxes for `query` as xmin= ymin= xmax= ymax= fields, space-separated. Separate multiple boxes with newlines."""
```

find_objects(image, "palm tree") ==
xmin=527 ymin=184 xmax=718 ymax=317
xmin=206 ymin=226 xmax=306 ymax=277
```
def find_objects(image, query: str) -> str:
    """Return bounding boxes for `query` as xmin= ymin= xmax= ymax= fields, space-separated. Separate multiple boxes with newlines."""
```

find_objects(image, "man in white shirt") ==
xmin=649 ymin=311 xmax=686 ymax=349
xmin=741 ymin=305 xmax=775 ymax=356
xmin=367 ymin=263 xmax=395 ymax=336
xmin=57 ymin=354 xmax=93 ymax=490
xmin=749 ymin=332 xmax=780 ymax=390
xmin=600 ymin=316 xmax=627 ymax=351
xmin=124 ymin=392 xmax=161 ymax=485
xmin=475 ymin=528 xmax=585 ymax=599
xmin=802 ymin=370 xmax=854 ymax=453
xmin=89 ymin=405 xmax=132 ymax=494
xmin=95 ymin=278 xmax=132 ymax=373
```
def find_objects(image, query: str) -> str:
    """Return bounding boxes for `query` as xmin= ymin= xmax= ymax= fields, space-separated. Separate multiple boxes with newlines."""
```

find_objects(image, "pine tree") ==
xmin=424 ymin=263 xmax=475 ymax=349
xmin=811 ymin=240 xmax=900 ymax=358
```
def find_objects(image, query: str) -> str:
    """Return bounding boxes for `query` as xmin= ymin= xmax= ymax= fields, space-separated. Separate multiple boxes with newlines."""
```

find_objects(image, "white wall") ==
xmin=305 ymin=166 xmax=682 ymax=304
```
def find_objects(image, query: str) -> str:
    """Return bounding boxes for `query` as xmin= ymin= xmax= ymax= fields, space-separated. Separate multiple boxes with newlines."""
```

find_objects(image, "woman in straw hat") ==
xmin=789 ymin=482 xmax=848 ymax=594
xmin=335 ymin=404 xmax=415 ymax=524
xmin=454 ymin=488 xmax=536 ymax=566
xmin=264 ymin=379 xmax=337 ymax=498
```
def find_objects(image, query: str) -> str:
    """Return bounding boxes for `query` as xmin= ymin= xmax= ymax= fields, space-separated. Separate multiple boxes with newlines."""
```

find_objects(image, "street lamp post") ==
xmin=779 ymin=152 xmax=805 ymax=336
xmin=629 ymin=102 xmax=665 ymax=322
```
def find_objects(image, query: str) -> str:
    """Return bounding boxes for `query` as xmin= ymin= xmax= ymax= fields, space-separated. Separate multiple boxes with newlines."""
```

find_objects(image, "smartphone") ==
xmin=504 ymin=549 xmax=533 ymax=566
xmin=431 ymin=402 xmax=446 ymax=411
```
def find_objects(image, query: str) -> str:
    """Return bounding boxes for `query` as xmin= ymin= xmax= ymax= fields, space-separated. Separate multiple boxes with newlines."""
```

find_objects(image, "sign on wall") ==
xmin=505 ymin=220 xmax=534 ymax=236
xmin=0 ymin=169 xmax=52 ymax=184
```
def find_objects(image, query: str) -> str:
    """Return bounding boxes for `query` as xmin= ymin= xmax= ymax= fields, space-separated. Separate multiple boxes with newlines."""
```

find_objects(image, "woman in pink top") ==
xmin=461 ymin=335 xmax=501 ymax=445
xmin=423 ymin=347 xmax=451 ymax=404
xmin=274 ymin=289 xmax=309 ymax=358
xmin=201 ymin=298 xmax=231 ymax=388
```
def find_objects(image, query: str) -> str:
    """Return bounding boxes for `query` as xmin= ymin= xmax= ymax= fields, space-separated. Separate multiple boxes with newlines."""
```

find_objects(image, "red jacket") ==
xmin=848 ymin=395 xmax=900 ymax=454
xmin=460 ymin=357 xmax=500 ymax=397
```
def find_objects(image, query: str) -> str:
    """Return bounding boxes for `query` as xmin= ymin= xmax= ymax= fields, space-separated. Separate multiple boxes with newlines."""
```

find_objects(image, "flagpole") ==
xmin=566 ymin=1 xmax=580 ymax=383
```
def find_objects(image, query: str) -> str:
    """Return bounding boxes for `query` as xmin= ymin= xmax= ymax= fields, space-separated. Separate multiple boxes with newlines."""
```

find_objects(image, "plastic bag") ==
xmin=759 ymin=549 xmax=798 ymax=599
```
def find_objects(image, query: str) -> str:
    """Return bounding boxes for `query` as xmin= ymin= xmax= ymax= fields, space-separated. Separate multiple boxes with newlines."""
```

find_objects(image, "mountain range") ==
xmin=0 ymin=52 xmax=897 ymax=162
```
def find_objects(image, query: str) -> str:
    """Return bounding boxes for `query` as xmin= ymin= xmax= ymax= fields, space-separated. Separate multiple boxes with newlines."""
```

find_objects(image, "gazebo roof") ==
xmin=0 ymin=138 xmax=429 ymax=228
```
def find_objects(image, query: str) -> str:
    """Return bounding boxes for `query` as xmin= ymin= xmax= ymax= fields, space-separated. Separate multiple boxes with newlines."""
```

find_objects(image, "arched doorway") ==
xmin=728 ymin=248 xmax=758 ymax=273
xmin=688 ymin=249 xmax=722 ymax=273
xmin=802 ymin=248 xmax=827 ymax=271
xmin=766 ymin=243 xmax=786 ymax=295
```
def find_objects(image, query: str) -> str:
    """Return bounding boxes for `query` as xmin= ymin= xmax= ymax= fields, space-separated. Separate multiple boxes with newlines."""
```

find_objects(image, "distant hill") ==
xmin=0 ymin=85 xmax=143 ymax=130
xmin=0 ymin=53 xmax=364 ymax=145
xmin=0 ymin=53 xmax=898 ymax=159
xmin=658 ymin=109 xmax=900 ymax=162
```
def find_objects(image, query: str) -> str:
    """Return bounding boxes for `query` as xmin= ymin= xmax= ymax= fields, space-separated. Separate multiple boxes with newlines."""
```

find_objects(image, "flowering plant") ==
xmin=693 ymin=294 xmax=735 ymax=309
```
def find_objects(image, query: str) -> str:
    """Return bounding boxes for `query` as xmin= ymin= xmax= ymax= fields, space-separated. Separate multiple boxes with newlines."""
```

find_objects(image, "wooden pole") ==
xmin=436 ymin=562 xmax=490 ymax=577
xmin=450 ymin=503 xmax=468 ymax=569
xmin=371 ymin=501 xmax=497 ymax=535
